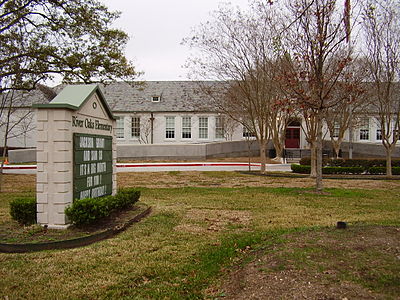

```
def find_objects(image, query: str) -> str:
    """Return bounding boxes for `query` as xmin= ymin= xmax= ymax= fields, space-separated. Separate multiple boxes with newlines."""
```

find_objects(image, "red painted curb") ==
xmin=116 ymin=163 xmax=261 ymax=168
xmin=3 ymin=162 xmax=261 ymax=170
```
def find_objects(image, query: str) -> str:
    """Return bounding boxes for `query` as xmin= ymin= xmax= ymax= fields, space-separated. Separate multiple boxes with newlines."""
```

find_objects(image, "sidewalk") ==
xmin=2 ymin=162 xmax=292 ymax=174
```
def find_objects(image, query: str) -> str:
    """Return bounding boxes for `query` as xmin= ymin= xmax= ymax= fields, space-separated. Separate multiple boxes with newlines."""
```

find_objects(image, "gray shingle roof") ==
xmin=102 ymin=81 xmax=221 ymax=112
xmin=22 ymin=81 xmax=223 ymax=113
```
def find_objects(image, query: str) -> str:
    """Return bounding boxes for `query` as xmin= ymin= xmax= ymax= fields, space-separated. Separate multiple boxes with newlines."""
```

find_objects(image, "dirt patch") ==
xmin=215 ymin=225 xmax=400 ymax=300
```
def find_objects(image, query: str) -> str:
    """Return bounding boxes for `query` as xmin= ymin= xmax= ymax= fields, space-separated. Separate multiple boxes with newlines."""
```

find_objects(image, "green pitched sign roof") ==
xmin=33 ymin=84 xmax=115 ymax=120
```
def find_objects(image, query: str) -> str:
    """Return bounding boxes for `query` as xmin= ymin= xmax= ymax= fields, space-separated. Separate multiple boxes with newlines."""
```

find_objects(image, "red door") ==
xmin=285 ymin=128 xmax=300 ymax=148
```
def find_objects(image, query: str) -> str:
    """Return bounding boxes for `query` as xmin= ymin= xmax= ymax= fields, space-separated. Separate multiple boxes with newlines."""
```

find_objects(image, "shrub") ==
xmin=299 ymin=158 xmax=400 ymax=170
xmin=65 ymin=188 xmax=141 ymax=225
xmin=291 ymin=164 xmax=311 ymax=174
xmin=10 ymin=197 xmax=36 ymax=225
xmin=299 ymin=157 xmax=330 ymax=166
xmin=322 ymin=166 xmax=364 ymax=175
xmin=114 ymin=188 xmax=141 ymax=210
xmin=291 ymin=164 xmax=364 ymax=175
xmin=299 ymin=157 xmax=311 ymax=166
xmin=368 ymin=166 xmax=400 ymax=175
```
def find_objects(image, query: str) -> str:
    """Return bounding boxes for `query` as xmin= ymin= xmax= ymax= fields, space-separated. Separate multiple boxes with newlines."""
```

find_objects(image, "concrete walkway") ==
xmin=2 ymin=162 xmax=292 ymax=174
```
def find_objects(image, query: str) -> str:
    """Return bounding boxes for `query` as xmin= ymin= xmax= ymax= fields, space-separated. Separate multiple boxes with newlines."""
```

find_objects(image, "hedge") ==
xmin=65 ymin=188 xmax=141 ymax=226
xmin=368 ymin=166 xmax=400 ymax=175
xmin=322 ymin=166 xmax=364 ymax=174
xmin=291 ymin=164 xmax=311 ymax=174
xmin=291 ymin=164 xmax=364 ymax=175
xmin=299 ymin=157 xmax=400 ymax=169
xmin=10 ymin=197 xmax=37 ymax=225
xmin=292 ymin=163 xmax=400 ymax=175
xmin=299 ymin=157 xmax=400 ymax=167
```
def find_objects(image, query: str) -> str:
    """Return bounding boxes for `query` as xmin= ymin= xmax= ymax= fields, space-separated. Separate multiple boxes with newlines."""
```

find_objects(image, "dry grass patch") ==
xmin=118 ymin=171 xmax=400 ymax=190
xmin=0 ymin=173 xmax=399 ymax=299
xmin=175 ymin=208 xmax=252 ymax=235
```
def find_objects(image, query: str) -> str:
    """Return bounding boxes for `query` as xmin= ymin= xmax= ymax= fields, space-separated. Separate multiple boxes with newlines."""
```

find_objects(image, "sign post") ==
xmin=34 ymin=85 xmax=116 ymax=229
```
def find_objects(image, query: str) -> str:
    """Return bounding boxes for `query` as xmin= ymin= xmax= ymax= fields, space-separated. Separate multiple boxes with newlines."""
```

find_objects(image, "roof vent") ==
xmin=151 ymin=96 xmax=161 ymax=102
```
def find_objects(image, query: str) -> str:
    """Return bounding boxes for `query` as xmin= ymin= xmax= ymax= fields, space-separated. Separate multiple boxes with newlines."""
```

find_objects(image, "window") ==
xmin=165 ymin=116 xmax=175 ymax=139
xmin=215 ymin=116 xmax=225 ymax=139
xmin=152 ymin=96 xmax=160 ymax=102
xmin=393 ymin=129 xmax=399 ymax=143
xmin=333 ymin=121 xmax=340 ymax=138
xmin=182 ymin=116 xmax=192 ymax=139
xmin=131 ymin=117 xmax=140 ymax=138
xmin=359 ymin=118 xmax=369 ymax=140
xmin=376 ymin=129 xmax=382 ymax=141
xmin=243 ymin=126 xmax=256 ymax=138
xmin=199 ymin=117 xmax=208 ymax=139
xmin=116 ymin=117 xmax=124 ymax=138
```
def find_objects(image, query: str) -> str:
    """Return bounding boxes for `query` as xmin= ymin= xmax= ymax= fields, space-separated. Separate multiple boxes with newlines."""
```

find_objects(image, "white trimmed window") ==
xmin=393 ymin=129 xmax=399 ymax=143
xmin=243 ymin=126 xmax=256 ymax=138
xmin=359 ymin=118 xmax=369 ymax=140
xmin=376 ymin=129 xmax=382 ymax=141
xmin=333 ymin=121 xmax=340 ymax=138
xmin=182 ymin=116 xmax=192 ymax=139
xmin=131 ymin=117 xmax=140 ymax=138
xmin=215 ymin=116 xmax=225 ymax=139
xmin=165 ymin=116 xmax=175 ymax=139
xmin=199 ymin=117 xmax=208 ymax=139
xmin=116 ymin=117 xmax=124 ymax=139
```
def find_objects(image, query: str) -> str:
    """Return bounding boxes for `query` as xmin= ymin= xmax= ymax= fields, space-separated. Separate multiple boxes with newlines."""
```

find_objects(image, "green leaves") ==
xmin=65 ymin=188 xmax=141 ymax=225
xmin=9 ymin=197 xmax=36 ymax=225
xmin=0 ymin=0 xmax=137 ymax=93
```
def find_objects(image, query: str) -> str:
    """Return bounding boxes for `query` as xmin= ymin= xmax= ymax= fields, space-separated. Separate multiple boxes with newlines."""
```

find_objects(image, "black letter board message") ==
xmin=73 ymin=133 xmax=113 ymax=200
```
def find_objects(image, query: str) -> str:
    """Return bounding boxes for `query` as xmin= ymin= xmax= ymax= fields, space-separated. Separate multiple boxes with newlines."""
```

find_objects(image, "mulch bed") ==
xmin=0 ymin=203 xmax=151 ymax=253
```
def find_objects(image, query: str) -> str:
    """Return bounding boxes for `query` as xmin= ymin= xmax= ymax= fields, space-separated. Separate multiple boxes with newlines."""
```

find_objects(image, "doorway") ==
xmin=285 ymin=127 xmax=300 ymax=148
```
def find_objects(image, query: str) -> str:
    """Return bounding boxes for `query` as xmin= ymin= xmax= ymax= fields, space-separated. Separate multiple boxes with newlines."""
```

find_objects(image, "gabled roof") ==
xmin=33 ymin=84 xmax=115 ymax=119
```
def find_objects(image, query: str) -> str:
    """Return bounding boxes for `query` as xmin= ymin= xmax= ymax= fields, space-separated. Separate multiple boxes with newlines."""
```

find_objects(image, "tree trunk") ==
xmin=386 ymin=145 xmax=394 ymax=177
xmin=0 ymin=146 xmax=7 ymax=193
xmin=332 ymin=139 xmax=341 ymax=159
xmin=315 ymin=119 xmax=323 ymax=192
xmin=310 ymin=143 xmax=317 ymax=178
xmin=259 ymin=140 xmax=267 ymax=174
xmin=272 ymin=135 xmax=284 ymax=161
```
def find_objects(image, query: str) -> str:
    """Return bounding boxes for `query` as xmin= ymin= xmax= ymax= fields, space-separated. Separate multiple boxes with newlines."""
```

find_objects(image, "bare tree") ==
xmin=362 ymin=0 xmax=400 ymax=176
xmin=139 ymin=114 xmax=158 ymax=144
xmin=184 ymin=3 xmax=283 ymax=173
xmin=268 ymin=96 xmax=297 ymax=162
xmin=214 ymin=115 xmax=238 ymax=141
xmin=0 ymin=87 xmax=37 ymax=190
xmin=324 ymin=58 xmax=370 ymax=158
xmin=280 ymin=0 xmax=352 ymax=191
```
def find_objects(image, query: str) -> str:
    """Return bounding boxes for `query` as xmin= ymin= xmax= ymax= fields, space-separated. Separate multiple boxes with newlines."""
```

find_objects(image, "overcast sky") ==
xmin=100 ymin=0 xmax=251 ymax=81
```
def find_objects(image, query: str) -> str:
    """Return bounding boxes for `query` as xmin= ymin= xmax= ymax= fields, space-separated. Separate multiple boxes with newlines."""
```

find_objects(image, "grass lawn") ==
xmin=0 ymin=172 xmax=399 ymax=299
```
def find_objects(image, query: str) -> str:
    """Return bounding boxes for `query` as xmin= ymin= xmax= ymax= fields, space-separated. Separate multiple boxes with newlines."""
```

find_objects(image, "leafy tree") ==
xmin=0 ymin=0 xmax=137 ymax=191
xmin=0 ymin=0 xmax=137 ymax=93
